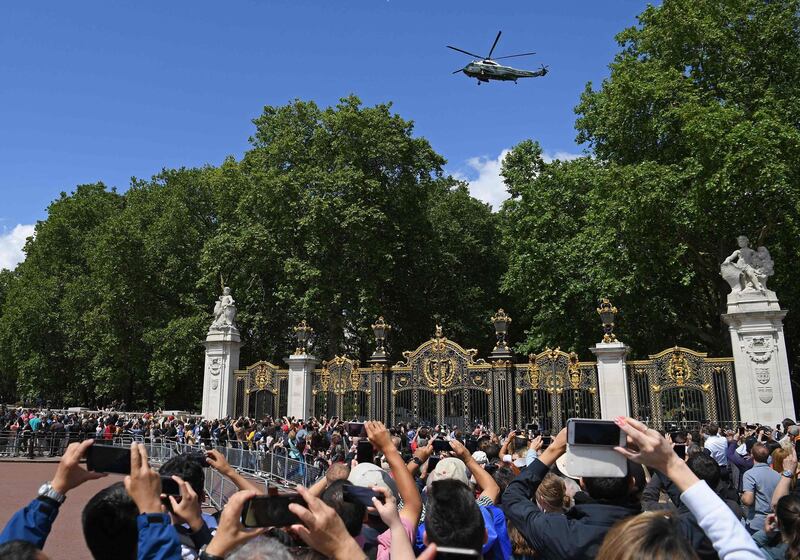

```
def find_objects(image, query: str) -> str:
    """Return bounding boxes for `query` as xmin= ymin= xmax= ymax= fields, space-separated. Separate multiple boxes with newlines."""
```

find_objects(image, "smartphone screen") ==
xmin=464 ymin=437 xmax=478 ymax=453
xmin=541 ymin=435 xmax=553 ymax=450
xmin=346 ymin=422 xmax=366 ymax=437
xmin=525 ymin=423 xmax=538 ymax=432
xmin=427 ymin=456 xmax=441 ymax=472
xmin=571 ymin=420 xmax=622 ymax=446
xmin=356 ymin=440 xmax=374 ymax=464
xmin=342 ymin=485 xmax=384 ymax=507
xmin=160 ymin=476 xmax=181 ymax=496
xmin=674 ymin=444 xmax=686 ymax=460
xmin=86 ymin=444 xmax=131 ymax=474
xmin=432 ymin=439 xmax=452 ymax=453
xmin=514 ymin=436 xmax=528 ymax=449
xmin=241 ymin=495 xmax=305 ymax=527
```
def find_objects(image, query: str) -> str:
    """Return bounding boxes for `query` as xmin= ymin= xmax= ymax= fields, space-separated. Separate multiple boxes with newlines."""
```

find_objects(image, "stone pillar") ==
xmin=202 ymin=329 xmax=241 ymax=419
xmin=285 ymin=353 xmax=320 ymax=420
xmin=722 ymin=290 xmax=796 ymax=425
xmin=590 ymin=341 xmax=630 ymax=419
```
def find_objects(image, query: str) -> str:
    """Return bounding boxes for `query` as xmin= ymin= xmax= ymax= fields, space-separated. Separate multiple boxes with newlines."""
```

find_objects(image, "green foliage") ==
xmin=0 ymin=97 xmax=503 ymax=409
xmin=502 ymin=0 xmax=800 ymax=371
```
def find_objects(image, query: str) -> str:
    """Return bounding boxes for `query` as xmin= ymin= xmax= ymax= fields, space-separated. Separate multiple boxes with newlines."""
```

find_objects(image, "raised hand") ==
xmin=124 ymin=443 xmax=162 ymax=514
xmin=167 ymin=476 xmax=203 ymax=532
xmin=205 ymin=490 xmax=265 ymax=557
xmin=51 ymin=439 xmax=107 ymax=495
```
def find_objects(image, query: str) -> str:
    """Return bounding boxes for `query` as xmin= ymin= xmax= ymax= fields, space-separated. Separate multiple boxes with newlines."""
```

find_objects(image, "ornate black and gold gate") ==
xmin=628 ymin=347 xmax=739 ymax=428
xmin=311 ymin=356 xmax=372 ymax=421
xmin=389 ymin=327 xmax=498 ymax=429
xmin=237 ymin=361 xmax=289 ymax=420
xmin=514 ymin=348 xmax=600 ymax=432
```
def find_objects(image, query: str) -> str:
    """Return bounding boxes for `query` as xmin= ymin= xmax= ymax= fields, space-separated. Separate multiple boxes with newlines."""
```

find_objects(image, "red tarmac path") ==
xmin=0 ymin=462 xmax=125 ymax=559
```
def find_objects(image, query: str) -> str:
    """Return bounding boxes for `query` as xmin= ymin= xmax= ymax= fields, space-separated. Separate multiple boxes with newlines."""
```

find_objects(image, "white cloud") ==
xmin=0 ymin=224 xmax=35 ymax=271
xmin=454 ymin=148 xmax=582 ymax=210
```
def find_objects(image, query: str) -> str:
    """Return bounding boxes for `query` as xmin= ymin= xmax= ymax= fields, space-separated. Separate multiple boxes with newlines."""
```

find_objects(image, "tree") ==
xmin=501 ymin=0 xmax=800 ymax=374
xmin=0 ymin=97 xmax=504 ymax=409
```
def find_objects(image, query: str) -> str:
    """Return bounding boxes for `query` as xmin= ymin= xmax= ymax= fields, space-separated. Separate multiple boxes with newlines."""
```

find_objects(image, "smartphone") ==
xmin=464 ymin=436 xmax=478 ymax=454
xmin=565 ymin=419 xmax=627 ymax=478
xmin=241 ymin=495 xmax=305 ymax=528
xmin=541 ymin=435 xmax=553 ymax=450
xmin=342 ymin=485 xmax=384 ymax=507
xmin=436 ymin=546 xmax=481 ymax=558
xmin=514 ymin=436 xmax=528 ymax=449
xmin=160 ymin=476 xmax=181 ymax=496
xmin=356 ymin=440 xmax=374 ymax=464
xmin=86 ymin=444 xmax=131 ymax=474
xmin=568 ymin=419 xmax=625 ymax=447
xmin=674 ymin=444 xmax=686 ymax=460
xmin=346 ymin=422 xmax=366 ymax=437
xmin=525 ymin=423 xmax=538 ymax=433
xmin=432 ymin=439 xmax=452 ymax=453
xmin=427 ymin=456 xmax=441 ymax=472
xmin=738 ymin=426 xmax=745 ymax=436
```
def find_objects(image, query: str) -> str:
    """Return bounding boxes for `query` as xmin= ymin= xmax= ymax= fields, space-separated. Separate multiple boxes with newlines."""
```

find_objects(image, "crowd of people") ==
xmin=1 ymin=409 xmax=800 ymax=559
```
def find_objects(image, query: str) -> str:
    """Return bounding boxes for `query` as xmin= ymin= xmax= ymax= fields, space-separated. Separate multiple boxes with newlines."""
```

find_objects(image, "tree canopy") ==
xmin=5 ymin=0 xmax=800 ymax=408
xmin=501 ymin=0 xmax=800 ymax=387
xmin=0 ymin=97 xmax=503 ymax=409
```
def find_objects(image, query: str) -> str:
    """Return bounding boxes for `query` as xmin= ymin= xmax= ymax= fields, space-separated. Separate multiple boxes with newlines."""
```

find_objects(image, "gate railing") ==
xmin=628 ymin=346 xmax=739 ymax=429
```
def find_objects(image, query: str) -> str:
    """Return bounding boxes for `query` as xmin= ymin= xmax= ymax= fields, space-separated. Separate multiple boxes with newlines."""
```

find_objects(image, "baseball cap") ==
xmin=426 ymin=457 xmax=470 ymax=488
xmin=472 ymin=450 xmax=488 ymax=465
xmin=348 ymin=462 xmax=399 ymax=500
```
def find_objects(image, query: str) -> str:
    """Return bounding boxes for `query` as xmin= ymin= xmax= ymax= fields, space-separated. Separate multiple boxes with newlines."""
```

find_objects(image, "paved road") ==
xmin=0 ymin=462 xmax=125 ymax=559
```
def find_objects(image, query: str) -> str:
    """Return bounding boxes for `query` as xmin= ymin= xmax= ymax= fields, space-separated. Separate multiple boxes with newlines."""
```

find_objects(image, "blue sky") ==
xmin=0 ymin=1 xmax=651 ymax=269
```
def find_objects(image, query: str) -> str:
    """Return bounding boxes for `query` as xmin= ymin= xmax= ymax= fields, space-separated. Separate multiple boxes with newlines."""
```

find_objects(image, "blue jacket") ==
xmin=0 ymin=497 xmax=182 ymax=560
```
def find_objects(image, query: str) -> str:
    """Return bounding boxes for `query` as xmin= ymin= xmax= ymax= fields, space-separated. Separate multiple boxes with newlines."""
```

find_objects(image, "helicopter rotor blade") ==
xmin=493 ymin=52 xmax=537 ymax=61
xmin=447 ymin=45 xmax=485 ymax=59
xmin=452 ymin=67 xmax=465 ymax=74
xmin=486 ymin=31 xmax=502 ymax=60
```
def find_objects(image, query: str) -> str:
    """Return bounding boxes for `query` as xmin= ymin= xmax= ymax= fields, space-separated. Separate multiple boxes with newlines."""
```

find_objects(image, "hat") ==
xmin=348 ymin=462 xmax=398 ymax=500
xmin=472 ymin=451 xmax=488 ymax=465
xmin=427 ymin=457 xmax=470 ymax=488
xmin=555 ymin=454 xmax=579 ymax=481
xmin=788 ymin=425 xmax=800 ymax=437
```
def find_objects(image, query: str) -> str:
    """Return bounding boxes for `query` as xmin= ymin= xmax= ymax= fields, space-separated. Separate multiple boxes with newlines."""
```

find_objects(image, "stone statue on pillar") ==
xmin=721 ymin=235 xmax=795 ymax=425
xmin=209 ymin=286 xmax=238 ymax=332
xmin=721 ymin=236 xmax=774 ymax=293
xmin=202 ymin=287 xmax=241 ymax=419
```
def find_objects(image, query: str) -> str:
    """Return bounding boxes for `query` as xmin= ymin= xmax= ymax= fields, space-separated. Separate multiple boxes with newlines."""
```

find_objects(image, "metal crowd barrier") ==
xmin=0 ymin=430 xmax=323 ymax=510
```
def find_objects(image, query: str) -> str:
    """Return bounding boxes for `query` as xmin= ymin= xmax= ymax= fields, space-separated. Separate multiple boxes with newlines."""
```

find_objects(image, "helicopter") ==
xmin=448 ymin=31 xmax=548 ymax=85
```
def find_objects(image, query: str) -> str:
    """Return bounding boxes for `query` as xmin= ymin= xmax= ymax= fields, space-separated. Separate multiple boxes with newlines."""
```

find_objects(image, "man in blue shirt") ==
xmin=742 ymin=442 xmax=780 ymax=533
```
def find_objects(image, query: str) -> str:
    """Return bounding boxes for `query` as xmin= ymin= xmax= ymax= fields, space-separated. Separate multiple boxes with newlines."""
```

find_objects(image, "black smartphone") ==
xmin=464 ymin=436 xmax=478 ymax=454
xmin=342 ymin=485 xmax=384 ymax=507
xmin=160 ymin=476 xmax=181 ymax=497
xmin=86 ymin=444 xmax=131 ymax=474
xmin=432 ymin=439 xmax=452 ymax=453
xmin=738 ymin=426 xmax=745 ymax=436
xmin=525 ymin=423 xmax=538 ymax=433
xmin=569 ymin=419 xmax=623 ymax=447
xmin=356 ymin=440 xmax=374 ymax=464
xmin=514 ymin=436 xmax=528 ymax=449
xmin=241 ymin=494 xmax=305 ymax=528
xmin=674 ymin=444 xmax=686 ymax=460
xmin=541 ymin=435 xmax=553 ymax=450
xmin=427 ymin=456 xmax=441 ymax=472
xmin=346 ymin=422 xmax=366 ymax=437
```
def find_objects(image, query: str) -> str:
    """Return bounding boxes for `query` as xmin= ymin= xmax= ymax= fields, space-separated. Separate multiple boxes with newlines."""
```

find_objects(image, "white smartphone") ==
xmin=564 ymin=418 xmax=627 ymax=478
